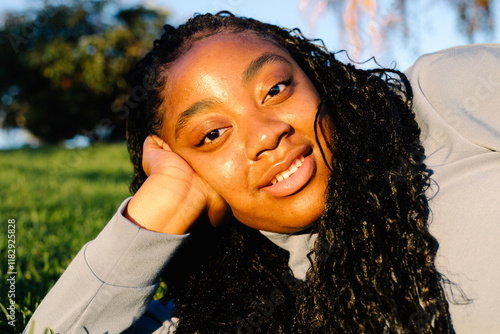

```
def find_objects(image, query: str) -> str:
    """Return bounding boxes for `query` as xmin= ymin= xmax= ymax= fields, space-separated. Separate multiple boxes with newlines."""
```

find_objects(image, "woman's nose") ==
xmin=245 ymin=115 xmax=291 ymax=160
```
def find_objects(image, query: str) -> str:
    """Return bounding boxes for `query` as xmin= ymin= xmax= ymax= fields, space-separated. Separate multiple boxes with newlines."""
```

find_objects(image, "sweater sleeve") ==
xmin=24 ymin=198 xmax=189 ymax=334
xmin=406 ymin=44 xmax=500 ymax=333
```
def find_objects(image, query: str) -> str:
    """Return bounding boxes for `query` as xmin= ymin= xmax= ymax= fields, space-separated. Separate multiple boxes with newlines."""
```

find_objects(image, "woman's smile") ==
xmin=160 ymin=31 xmax=332 ymax=232
xmin=269 ymin=155 xmax=305 ymax=186
xmin=260 ymin=147 xmax=314 ymax=197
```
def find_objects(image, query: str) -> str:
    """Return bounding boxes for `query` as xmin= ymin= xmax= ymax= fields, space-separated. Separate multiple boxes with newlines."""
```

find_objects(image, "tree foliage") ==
xmin=0 ymin=1 xmax=167 ymax=143
xmin=300 ymin=0 xmax=495 ymax=57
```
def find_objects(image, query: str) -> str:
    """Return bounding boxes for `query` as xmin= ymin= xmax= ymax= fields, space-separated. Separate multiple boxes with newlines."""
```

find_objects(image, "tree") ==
xmin=299 ymin=0 xmax=495 ymax=58
xmin=0 ymin=1 xmax=168 ymax=143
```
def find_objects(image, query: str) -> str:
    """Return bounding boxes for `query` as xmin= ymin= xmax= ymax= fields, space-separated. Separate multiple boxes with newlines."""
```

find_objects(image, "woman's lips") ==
xmin=262 ymin=153 xmax=315 ymax=197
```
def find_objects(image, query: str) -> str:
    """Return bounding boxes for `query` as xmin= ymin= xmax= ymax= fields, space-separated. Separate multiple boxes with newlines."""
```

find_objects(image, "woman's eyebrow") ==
xmin=242 ymin=53 xmax=292 ymax=84
xmin=175 ymin=97 xmax=221 ymax=139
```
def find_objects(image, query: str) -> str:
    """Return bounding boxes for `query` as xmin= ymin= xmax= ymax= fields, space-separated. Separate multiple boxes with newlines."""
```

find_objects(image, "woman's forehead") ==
xmin=177 ymin=31 xmax=287 ymax=65
xmin=161 ymin=31 xmax=294 ymax=103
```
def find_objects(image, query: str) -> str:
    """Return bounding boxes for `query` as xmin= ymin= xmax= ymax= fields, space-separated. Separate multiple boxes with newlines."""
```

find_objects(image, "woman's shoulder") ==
xmin=405 ymin=43 xmax=500 ymax=158
xmin=405 ymin=44 xmax=500 ymax=104
xmin=406 ymin=43 xmax=500 ymax=72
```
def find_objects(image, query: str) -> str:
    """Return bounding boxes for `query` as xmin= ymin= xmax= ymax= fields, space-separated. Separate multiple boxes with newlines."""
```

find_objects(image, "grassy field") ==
xmin=0 ymin=143 xmax=133 ymax=333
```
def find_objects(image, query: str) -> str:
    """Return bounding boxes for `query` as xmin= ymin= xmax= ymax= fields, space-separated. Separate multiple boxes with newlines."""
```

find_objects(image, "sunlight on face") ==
xmin=161 ymin=32 xmax=331 ymax=233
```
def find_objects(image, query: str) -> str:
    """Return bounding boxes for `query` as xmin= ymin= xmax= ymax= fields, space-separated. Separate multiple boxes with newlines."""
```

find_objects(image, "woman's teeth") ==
xmin=270 ymin=156 xmax=305 ymax=185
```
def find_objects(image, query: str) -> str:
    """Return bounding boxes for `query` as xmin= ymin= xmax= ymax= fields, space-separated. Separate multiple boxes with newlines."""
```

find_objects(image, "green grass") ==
xmin=0 ymin=143 xmax=133 ymax=334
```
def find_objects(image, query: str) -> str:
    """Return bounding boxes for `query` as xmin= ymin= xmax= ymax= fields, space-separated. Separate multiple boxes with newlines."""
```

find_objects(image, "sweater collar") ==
xmin=259 ymin=229 xmax=317 ymax=280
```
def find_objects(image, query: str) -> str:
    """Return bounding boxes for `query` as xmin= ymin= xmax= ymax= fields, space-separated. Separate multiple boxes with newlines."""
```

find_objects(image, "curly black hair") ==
xmin=125 ymin=12 xmax=453 ymax=333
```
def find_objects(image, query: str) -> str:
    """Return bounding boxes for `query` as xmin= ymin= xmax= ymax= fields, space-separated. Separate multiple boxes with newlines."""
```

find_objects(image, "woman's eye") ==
xmin=197 ymin=127 xmax=229 ymax=146
xmin=268 ymin=83 xmax=286 ymax=97
xmin=206 ymin=129 xmax=220 ymax=141
xmin=266 ymin=83 xmax=286 ymax=100
xmin=263 ymin=78 xmax=292 ymax=103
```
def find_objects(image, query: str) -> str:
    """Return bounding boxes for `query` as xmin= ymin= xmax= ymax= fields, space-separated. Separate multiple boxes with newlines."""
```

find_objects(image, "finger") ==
xmin=143 ymin=135 xmax=162 ymax=153
xmin=148 ymin=134 xmax=173 ymax=152
xmin=142 ymin=135 xmax=165 ymax=176
xmin=202 ymin=180 xmax=232 ymax=227
xmin=207 ymin=197 xmax=232 ymax=228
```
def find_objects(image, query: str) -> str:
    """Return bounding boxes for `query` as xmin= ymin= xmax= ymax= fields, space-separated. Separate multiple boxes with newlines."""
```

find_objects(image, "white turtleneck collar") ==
xmin=259 ymin=229 xmax=317 ymax=281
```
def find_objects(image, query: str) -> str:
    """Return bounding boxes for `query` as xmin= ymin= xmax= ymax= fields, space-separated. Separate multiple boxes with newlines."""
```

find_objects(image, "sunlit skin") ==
xmin=126 ymin=31 xmax=332 ymax=234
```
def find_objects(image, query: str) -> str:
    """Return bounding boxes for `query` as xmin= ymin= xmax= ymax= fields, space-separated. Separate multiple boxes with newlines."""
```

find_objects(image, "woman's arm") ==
xmin=24 ymin=198 xmax=188 ymax=334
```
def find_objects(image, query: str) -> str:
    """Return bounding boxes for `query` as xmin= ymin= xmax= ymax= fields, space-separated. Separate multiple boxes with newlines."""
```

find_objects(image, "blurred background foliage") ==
xmin=300 ymin=0 xmax=496 ymax=59
xmin=0 ymin=0 xmax=496 ymax=144
xmin=0 ymin=0 xmax=167 ymax=143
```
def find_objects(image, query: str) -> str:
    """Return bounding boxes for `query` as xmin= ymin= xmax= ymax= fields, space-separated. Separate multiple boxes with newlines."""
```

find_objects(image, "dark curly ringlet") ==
xmin=125 ymin=11 xmax=454 ymax=333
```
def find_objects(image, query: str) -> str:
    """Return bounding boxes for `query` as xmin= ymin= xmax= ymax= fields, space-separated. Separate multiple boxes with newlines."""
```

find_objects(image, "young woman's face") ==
xmin=160 ymin=32 xmax=332 ymax=233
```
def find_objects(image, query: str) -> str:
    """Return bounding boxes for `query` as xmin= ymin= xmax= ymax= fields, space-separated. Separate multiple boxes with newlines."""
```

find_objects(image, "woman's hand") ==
xmin=125 ymin=135 xmax=230 ymax=234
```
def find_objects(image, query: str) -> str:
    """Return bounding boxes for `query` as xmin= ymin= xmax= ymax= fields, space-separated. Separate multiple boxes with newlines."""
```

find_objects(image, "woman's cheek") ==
xmin=200 ymin=155 xmax=242 ymax=196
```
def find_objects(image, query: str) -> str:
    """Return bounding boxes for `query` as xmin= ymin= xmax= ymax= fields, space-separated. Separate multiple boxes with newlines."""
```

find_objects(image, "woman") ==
xmin=25 ymin=12 xmax=500 ymax=333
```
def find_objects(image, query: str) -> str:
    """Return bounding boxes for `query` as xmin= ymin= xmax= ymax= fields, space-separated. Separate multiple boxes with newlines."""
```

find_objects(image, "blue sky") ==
xmin=1 ymin=0 xmax=498 ymax=70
